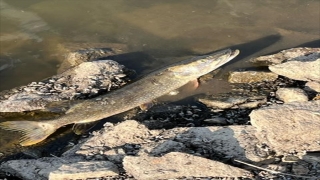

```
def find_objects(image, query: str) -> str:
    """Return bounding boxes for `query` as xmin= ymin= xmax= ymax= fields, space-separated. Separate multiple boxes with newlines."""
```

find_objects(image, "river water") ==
xmin=0 ymin=0 xmax=319 ymax=160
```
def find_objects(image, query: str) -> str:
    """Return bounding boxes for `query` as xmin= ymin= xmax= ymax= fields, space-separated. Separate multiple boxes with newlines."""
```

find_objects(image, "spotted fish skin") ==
xmin=0 ymin=49 xmax=240 ymax=146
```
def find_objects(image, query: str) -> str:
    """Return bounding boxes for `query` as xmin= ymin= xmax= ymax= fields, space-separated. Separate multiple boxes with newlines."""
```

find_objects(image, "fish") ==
xmin=0 ymin=49 xmax=239 ymax=146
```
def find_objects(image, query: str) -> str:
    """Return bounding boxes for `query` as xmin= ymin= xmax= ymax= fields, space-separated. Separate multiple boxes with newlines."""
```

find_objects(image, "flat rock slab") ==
xmin=0 ymin=60 xmax=127 ymax=112
xmin=250 ymin=47 xmax=320 ymax=65
xmin=269 ymin=58 xmax=320 ymax=82
xmin=123 ymin=152 xmax=251 ymax=179
xmin=276 ymin=88 xmax=308 ymax=103
xmin=228 ymin=71 xmax=278 ymax=83
xmin=49 ymin=161 xmax=119 ymax=180
xmin=250 ymin=100 xmax=320 ymax=154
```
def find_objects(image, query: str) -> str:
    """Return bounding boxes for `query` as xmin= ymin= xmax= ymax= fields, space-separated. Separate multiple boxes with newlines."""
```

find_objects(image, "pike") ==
xmin=0 ymin=49 xmax=239 ymax=146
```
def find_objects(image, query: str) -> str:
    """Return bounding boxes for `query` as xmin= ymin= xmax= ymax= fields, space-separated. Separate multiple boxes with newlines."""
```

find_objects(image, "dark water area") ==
xmin=0 ymin=0 xmax=319 ymax=161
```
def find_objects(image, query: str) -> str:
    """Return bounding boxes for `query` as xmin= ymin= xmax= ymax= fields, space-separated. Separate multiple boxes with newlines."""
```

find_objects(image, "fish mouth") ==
xmin=229 ymin=49 xmax=240 ymax=60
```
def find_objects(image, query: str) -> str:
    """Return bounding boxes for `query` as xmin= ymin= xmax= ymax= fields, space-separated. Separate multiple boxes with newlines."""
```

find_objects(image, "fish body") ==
xmin=0 ymin=49 xmax=239 ymax=146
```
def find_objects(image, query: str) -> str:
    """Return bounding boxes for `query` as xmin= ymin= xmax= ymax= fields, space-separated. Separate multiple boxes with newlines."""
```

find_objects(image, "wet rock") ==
xmin=238 ymin=98 xmax=267 ymax=109
xmin=302 ymin=151 xmax=320 ymax=163
xmin=228 ymin=70 xmax=278 ymax=83
xmin=199 ymin=96 xmax=247 ymax=109
xmin=123 ymin=152 xmax=251 ymax=179
xmin=292 ymin=164 xmax=309 ymax=175
xmin=0 ymin=60 xmax=128 ymax=112
xmin=49 ymin=161 xmax=119 ymax=180
xmin=250 ymin=47 xmax=320 ymax=65
xmin=172 ymin=126 xmax=267 ymax=162
xmin=203 ymin=117 xmax=228 ymax=125
xmin=276 ymin=88 xmax=308 ymax=103
xmin=305 ymin=81 xmax=320 ymax=92
xmin=57 ymin=42 xmax=128 ymax=73
xmin=250 ymin=100 xmax=320 ymax=155
xmin=199 ymin=95 xmax=266 ymax=109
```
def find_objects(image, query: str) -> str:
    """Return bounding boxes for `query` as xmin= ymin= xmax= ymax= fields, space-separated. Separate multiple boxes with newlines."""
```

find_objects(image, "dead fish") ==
xmin=0 ymin=49 xmax=239 ymax=146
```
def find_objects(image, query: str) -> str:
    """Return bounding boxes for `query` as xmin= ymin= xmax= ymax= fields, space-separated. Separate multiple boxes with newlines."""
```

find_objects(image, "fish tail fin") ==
xmin=0 ymin=121 xmax=57 ymax=146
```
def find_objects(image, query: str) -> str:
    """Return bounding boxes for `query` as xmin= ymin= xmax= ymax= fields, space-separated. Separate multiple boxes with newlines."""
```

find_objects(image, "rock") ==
xmin=276 ymin=88 xmax=308 ymax=103
xmin=228 ymin=70 xmax=278 ymax=83
xmin=238 ymin=98 xmax=267 ymax=109
xmin=302 ymin=151 xmax=320 ymax=163
xmin=172 ymin=126 xmax=267 ymax=162
xmin=199 ymin=95 xmax=266 ymax=109
xmin=203 ymin=117 xmax=228 ymax=125
xmin=0 ymin=60 xmax=128 ymax=112
xmin=198 ymin=96 xmax=247 ymax=109
xmin=269 ymin=59 xmax=320 ymax=82
xmin=148 ymin=140 xmax=186 ymax=156
xmin=305 ymin=81 xmax=320 ymax=92
xmin=57 ymin=42 xmax=128 ymax=73
xmin=250 ymin=47 xmax=320 ymax=65
xmin=123 ymin=152 xmax=251 ymax=179
xmin=250 ymin=100 xmax=320 ymax=155
xmin=292 ymin=164 xmax=309 ymax=175
xmin=74 ymin=120 xmax=265 ymax=162
xmin=76 ymin=120 xmax=153 ymax=156
xmin=0 ymin=156 xmax=84 ymax=180
xmin=48 ymin=161 xmax=119 ymax=180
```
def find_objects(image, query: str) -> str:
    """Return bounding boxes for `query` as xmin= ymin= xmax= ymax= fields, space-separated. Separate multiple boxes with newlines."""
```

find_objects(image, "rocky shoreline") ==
xmin=0 ymin=47 xmax=319 ymax=180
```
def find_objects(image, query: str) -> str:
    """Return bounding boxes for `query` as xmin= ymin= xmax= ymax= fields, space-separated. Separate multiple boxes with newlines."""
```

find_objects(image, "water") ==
xmin=0 ymin=0 xmax=319 ymax=160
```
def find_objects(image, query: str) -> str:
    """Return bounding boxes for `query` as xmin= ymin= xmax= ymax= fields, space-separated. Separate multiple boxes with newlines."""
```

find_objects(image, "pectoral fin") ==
xmin=72 ymin=121 xmax=99 ymax=135
xmin=139 ymin=101 xmax=154 ymax=111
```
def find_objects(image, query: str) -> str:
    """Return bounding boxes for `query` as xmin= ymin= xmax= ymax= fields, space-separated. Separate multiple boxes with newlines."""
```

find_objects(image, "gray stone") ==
xmin=228 ymin=71 xmax=278 ymax=83
xmin=269 ymin=59 xmax=320 ymax=82
xmin=292 ymin=164 xmax=309 ymax=175
xmin=198 ymin=96 xmax=247 ymax=109
xmin=250 ymin=47 xmax=320 ymax=65
xmin=0 ymin=156 xmax=84 ymax=180
xmin=173 ymin=126 xmax=267 ymax=162
xmin=305 ymin=81 xmax=320 ymax=92
xmin=250 ymin=100 xmax=320 ymax=155
xmin=199 ymin=95 xmax=266 ymax=109
xmin=123 ymin=152 xmax=251 ymax=179
xmin=49 ymin=161 xmax=119 ymax=180
xmin=276 ymin=88 xmax=309 ymax=103
xmin=148 ymin=140 xmax=186 ymax=156
xmin=0 ymin=60 xmax=128 ymax=112
xmin=76 ymin=120 xmax=154 ymax=156
xmin=203 ymin=117 xmax=228 ymax=125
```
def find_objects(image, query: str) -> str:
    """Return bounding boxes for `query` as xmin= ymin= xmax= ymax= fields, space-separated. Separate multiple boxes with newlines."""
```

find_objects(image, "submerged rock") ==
xmin=123 ymin=152 xmax=251 ymax=179
xmin=276 ymin=88 xmax=309 ymax=103
xmin=228 ymin=70 xmax=278 ymax=83
xmin=57 ymin=42 xmax=128 ymax=73
xmin=250 ymin=100 xmax=320 ymax=155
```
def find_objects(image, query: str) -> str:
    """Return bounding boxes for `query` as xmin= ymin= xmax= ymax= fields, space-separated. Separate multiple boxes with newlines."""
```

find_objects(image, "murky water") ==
xmin=0 ymin=0 xmax=319 ymax=160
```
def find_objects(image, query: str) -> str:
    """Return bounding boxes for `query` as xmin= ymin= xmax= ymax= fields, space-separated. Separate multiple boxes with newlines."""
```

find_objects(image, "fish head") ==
xmin=168 ymin=49 xmax=239 ymax=79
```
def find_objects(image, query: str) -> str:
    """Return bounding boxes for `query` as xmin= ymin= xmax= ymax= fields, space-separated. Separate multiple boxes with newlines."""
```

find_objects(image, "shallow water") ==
xmin=0 ymin=0 xmax=319 ymax=160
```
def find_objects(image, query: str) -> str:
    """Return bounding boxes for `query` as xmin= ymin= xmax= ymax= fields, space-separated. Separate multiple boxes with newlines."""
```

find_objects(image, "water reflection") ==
xmin=0 ymin=0 xmax=319 ymax=160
